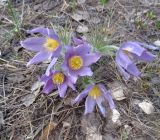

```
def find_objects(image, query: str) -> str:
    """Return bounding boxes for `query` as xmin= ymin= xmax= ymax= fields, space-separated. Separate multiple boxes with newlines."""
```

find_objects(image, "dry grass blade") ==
xmin=40 ymin=122 xmax=57 ymax=140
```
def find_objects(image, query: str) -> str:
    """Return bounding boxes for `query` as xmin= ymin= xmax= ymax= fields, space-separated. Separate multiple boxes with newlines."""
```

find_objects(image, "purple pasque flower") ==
xmin=62 ymin=44 xmax=101 ymax=80
xmin=116 ymin=41 xmax=156 ymax=80
xmin=72 ymin=84 xmax=115 ymax=117
xmin=20 ymin=27 xmax=61 ymax=68
xmin=41 ymin=70 xmax=76 ymax=98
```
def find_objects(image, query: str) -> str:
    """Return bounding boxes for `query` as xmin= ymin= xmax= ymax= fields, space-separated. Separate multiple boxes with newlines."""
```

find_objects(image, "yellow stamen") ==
xmin=88 ymin=86 xmax=102 ymax=99
xmin=123 ymin=48 xmax=133 ymax=59
xmin=69 ymin=55 xmax=83 ymax=70
xmin=44 ymin=38 xmax=59 ymax=52
xmin=52 ymin=72 xmax=64 ymax=85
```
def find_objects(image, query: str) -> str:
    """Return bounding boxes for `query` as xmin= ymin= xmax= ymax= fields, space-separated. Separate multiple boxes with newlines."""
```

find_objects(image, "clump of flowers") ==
xmin=21 ymin=27 xmax=157 ymax=116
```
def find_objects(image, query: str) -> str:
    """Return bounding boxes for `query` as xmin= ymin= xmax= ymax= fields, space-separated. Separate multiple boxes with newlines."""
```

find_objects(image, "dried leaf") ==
xmin=21 ymin=81 xmax=43 ymax=107
xmin=72 ymin=11 xmax=89 ymax=21
xmin=108 ymin=81 xmax=127 ymax=101
xmin=31 ymin=81 xmax=43 ymax=92
xmin=21 ymin=94 xmax=36 ymax=107
xmin=111 ymin=87 xmax=126 ymax=101
xmin=124 ymin=124 xmax=132 ymax=135
xmin=138 ymin=101 xmax=155 ymax=114
xmin=112 ymin=109 xmax=121 ymax=124
xmin=40 ymin=122 xmax=57 ymax=140
xmin=63 ymin=121 xmax=71 ymax=127
xmin=81 ymin=114 xmax=102 ymax=140
xmin=90 ymin=17 xmax=101 ymax=24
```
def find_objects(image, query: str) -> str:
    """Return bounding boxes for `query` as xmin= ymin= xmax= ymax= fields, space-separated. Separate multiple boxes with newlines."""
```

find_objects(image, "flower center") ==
xmin=88 ymin=86 xmax=102 ymax=99
xmin=44 ymin=38 xmax=59 ymax=52
xmin=69 ymin=55 xmax=83 ymax=70
xmin=52 ymin=72 xmax=65 ymax=85
xmin=123 ymin=48 xmax=134 ymax=59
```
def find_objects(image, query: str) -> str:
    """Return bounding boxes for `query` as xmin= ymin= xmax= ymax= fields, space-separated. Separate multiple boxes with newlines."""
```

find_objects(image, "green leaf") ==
xmin=81 ymin=77 xmax=95 ymax=88
xmin=155 ymin=21 xmax=160 ymax=29
xmin=100 ymin=0 xmax=109 ymax=5
xmin=50 ymin=24 xmax=72 ymax=46
xmin=146 ymin=11 xmax=156 ymax=19
xmin=98 ymin=45 xmax=118 ymax=56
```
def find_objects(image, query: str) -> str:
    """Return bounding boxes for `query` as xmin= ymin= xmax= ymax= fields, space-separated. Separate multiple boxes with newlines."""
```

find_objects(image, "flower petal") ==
xmin=27 ymin=51 xmax=51 ymax=66
xmin=122 ymin=41 xmax=157 ymax=61
xmin=75 ymin=43 xmax=91 ymax=54
xmin=116 ymin=63 xmax=130 ymax=80
xmin=116 ymin=52 xmax=141 ymax=77
xmin=99 ymin=84 xmax=115 ymax=109
xmin=64 ymin=45 xmax=74 ymax=52
xmin=72 ymin=84 xmax=94 ymax=104
xmin=126 ymin=63 xmax=141 ymax=77
xmin=52 ymin=45 xmax=62 ymax=57
xmin=73 ymin=37 xmax=84 ymax=45
xmin=40 ymin=75 xmax=51 ymax=83
xmin=68 ymin=74 xmax=78 ymax=84
xmin=45 ymin=57 xmax=58 ymax=76
xmin=96 ymin=97 xmax=106 ymax=117
xmin=122 ymin=41 xmax=145 ymax=56
xmin=84 ymin=96 xmax=96 ymax=115
xmin=62 ymin=47 xmax=74 ymax=70
xmin=58 ymin=83 xmax=68 ymax=98
xmin=20 ymin=37 xmax=45 ymax=52
xmin=83 ymin=53 xmax=101 ymax=66
xmin=116 ymin=51 xmax=133 ymax=69
xmin=27 ymin=27 xmax=59 ymax=41
xmin=67 ymin=81 xmax=76 ymax=90
xmin=42 ymin=79 xmax=55 ymax=94
xmin=135 ymin=51 xmax=156 ymax=62
xmin=78 ymin=67 xmax=93 ymax=76
xmin=66 ymin=76 xmax=76 ymax=90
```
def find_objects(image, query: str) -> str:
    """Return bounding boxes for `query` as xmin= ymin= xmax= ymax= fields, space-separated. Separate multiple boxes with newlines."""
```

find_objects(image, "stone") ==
xmin=76 ymin=25 xmax=89 ymax=33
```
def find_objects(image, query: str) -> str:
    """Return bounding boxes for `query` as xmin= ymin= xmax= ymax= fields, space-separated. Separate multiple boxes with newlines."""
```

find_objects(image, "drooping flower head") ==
xmin=116 ymin=41 xmax=156 ymax=80
xmin=40 ymin=70 xmax=75 ymax=98
xmin=62 ymin=44 xmax=101 ymax=80
xmin=72 ymin=84 xmax=115 ymax=116
xmin=20 ymin=27 xmax=61 ymax=69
